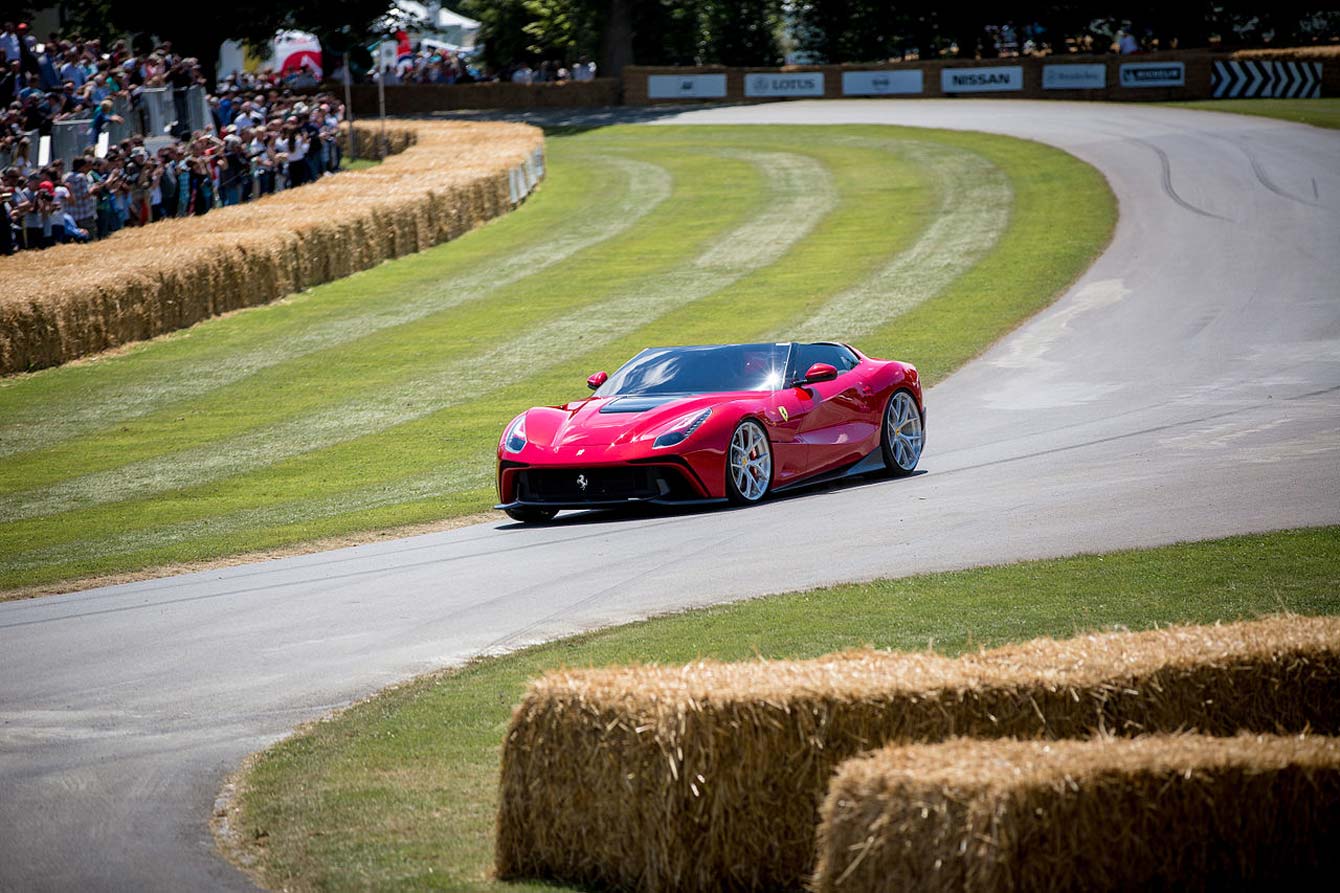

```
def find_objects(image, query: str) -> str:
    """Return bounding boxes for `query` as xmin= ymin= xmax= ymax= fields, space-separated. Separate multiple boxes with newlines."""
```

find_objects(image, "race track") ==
xmin=2 ymin=100 xmax=1338 ymax=890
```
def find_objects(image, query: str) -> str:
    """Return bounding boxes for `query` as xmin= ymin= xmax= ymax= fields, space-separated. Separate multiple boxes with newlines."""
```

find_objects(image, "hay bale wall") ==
xmin=815 ymin=733 xmax=1340 ymax=892
xmin=0 ymin=120 xmax=544 ymax=374
xmin=495 ymin=615 xmax=1340 ymax=892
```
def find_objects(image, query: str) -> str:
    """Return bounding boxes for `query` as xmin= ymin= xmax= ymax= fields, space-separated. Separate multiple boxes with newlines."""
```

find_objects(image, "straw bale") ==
xmin=0 ymin=120 xmax=543 ymax=374
xmin=815 ymin=733 xmax=1340 ymax=892
xmin=495 ymin=615 xmax=1340 ymax=892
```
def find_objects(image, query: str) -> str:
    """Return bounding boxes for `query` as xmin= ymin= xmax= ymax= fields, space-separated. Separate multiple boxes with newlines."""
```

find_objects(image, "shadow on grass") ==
xmin=424 ymin=102 xmax=758 ymax=137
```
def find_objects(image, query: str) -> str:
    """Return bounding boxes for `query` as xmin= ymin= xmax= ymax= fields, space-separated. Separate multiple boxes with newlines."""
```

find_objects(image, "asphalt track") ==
xmin=2 ymin=100 xmax=1338 ymax=890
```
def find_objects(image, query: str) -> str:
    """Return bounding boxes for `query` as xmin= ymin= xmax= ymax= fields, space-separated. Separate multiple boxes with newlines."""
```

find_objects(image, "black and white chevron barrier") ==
xmin=1212 ymin=59 xmax=1323 ymax=99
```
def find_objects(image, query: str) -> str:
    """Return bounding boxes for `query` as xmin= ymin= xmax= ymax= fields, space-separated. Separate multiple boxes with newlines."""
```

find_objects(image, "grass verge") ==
xmin=0 ymin=124 xmax=1113 ymax=594
xmin=1163 ymin=98 xmax=1340 ymax=129
xmin=232 ymin=526 xmax=1340 ymax=891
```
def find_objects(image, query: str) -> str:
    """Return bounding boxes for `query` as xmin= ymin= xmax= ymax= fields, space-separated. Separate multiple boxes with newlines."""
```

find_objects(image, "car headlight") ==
xmin=653 ymin=409 xmax=711 ymax=449
xmin=504 ymin=416 xmax=527 ymax=453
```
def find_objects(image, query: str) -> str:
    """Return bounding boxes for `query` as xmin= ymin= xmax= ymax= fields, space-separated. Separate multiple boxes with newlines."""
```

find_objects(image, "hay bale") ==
xmin=815 ymin=733 xmax=1340 ymax=892
xmin=495 ymin=615 xmax=1340 ymax=892
xmin=0 ymin=120 xmax=544 ymax=375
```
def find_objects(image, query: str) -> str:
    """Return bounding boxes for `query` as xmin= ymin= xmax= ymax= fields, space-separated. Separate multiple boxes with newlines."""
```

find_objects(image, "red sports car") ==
xmin=496 ymin=342 xmax=924 ymax=523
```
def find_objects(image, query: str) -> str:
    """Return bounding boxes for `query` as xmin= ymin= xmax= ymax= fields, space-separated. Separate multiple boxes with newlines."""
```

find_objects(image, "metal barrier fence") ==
xmin=138 ymin=87 xmax=176 ymax=137
xmin=186 ymin=85 xmax=214 ymax=134
xmin=28 ymin=86 xmax=217 ymax=168
xmin=50 ymin=118 xmax=93 ymax=166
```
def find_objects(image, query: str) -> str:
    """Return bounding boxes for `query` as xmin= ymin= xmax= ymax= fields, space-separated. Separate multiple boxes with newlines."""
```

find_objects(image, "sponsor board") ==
xmin=841 ymin=69 xmax=924 ymax=96
xmin=1042 ymin=63 xmax=1107 ymax=90
xmin=744 ymin=72 xmax=825 ymax=97
xmin=648 ymin=74 xmax=728 ymax=99
xmin=1119 ymin=61 xmax=1184 ymax=88
xmin=941 ymin=65 xmax=1024 ymax=93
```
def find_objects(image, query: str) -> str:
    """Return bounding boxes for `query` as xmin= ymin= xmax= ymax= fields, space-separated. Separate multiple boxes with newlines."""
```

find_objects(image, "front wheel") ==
xmin=504 ymin=506 xmax=558 ymax=524
xmin=726 ymin=419 xmax=773 ymax=504
xmin=881 ymin=390 xmax=924 ymax=476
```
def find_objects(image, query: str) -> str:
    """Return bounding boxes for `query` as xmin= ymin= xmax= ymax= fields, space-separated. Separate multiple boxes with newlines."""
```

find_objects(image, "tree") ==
xmin=698 ymin=0 xmax=782 ymax=66
xmin=48 ymin=0 xmax=396 ymax=83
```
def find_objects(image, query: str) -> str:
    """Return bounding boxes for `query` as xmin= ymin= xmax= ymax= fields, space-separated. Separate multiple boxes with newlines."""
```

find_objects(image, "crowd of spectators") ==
xmin=1 ymin=22 xmax=350 ymax=254
xmin=504 ymin=58 xmax=597 ymax=85
xmin=374 ymin=45 xmax=596 ymax=86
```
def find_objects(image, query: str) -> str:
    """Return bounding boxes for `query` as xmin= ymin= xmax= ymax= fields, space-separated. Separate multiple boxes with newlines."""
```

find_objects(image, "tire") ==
xmin=726 ymin=419 xmax=773 ymax=504
xmin=504 ymin=505 xmax=558 ymax=524
xmin=881 ymin=390 xmax=924 ymax=476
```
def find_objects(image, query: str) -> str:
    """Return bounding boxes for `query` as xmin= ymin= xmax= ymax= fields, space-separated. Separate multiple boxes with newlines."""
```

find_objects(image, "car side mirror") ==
xmin=798 ymin=362 xmax=837 ymax=386
xmin=587 ymin=371 xmax=608 ymax=390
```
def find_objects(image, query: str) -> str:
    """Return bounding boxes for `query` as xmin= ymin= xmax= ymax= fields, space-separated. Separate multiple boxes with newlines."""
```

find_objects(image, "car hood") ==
xmin=521 ymin=393 xmax=737 ymax=452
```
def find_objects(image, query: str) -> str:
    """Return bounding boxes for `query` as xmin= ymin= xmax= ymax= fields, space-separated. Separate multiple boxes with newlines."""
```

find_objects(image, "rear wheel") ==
xmin=504 ymin=506 xmax=558 ymax=524
xmin=881 ymin=390 xmax=923 ymax=476
xmin=726 ymin=419 xmax=772 ymax=504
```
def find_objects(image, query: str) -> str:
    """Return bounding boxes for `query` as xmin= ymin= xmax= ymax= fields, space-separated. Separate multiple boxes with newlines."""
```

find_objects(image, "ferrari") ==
xmin=495 ymin=342 xmax=924 ymax=523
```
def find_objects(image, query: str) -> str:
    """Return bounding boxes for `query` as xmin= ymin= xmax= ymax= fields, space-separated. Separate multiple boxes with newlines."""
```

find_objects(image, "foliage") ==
xmin=38 ymin=0 xmax=395 ymax=78
xmin=464 ymin=0 xmax=783 ymax=69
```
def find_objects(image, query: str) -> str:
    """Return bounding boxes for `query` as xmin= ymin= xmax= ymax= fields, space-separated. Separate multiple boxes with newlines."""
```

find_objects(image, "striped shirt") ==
xmin=63 ymin=171 xmax=96 ymax=220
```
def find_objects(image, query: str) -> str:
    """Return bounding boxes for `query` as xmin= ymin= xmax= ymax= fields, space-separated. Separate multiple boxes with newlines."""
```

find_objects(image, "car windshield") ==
xmin=596 ymin=344 xmax=791 ymax=396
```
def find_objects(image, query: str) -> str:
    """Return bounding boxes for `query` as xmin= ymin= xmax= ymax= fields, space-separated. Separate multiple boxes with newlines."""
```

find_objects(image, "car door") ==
xmin=788 ymin=344 xmax=879 ymax=475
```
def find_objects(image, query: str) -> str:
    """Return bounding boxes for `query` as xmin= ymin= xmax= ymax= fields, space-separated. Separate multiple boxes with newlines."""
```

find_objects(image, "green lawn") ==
xmin=341 ymin=157 xmax=383 ymax=171
xmin=1164 ymin=98 xmax=1340 ymax=129
xmin=233 ymin=526 xmax=1340 ymax=891
xmin=0 ymin=125 xmax=1113 ymax=593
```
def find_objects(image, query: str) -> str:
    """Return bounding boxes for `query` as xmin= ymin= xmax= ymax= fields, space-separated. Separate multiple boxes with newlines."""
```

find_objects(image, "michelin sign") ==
xmin=647 ymin=74 xmax=728 ymax=99
xmin=941 ymin=65 xmax=1023 ymax=93
xmin=1119 ymin=61 xmax=1185 ymax=88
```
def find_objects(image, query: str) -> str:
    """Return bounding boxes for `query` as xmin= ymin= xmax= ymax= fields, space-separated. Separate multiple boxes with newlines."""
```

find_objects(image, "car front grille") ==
xmin=516 ymin=466 xmax=688 ymax=503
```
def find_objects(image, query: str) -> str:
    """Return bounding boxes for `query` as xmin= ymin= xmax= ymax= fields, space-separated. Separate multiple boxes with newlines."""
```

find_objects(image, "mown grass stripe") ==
xmin=0 ymin=465 xmax=492 ymax=575
xmin=788 ymin=141 xmax=1011 ymax=341
xmin=0 ymin=155 xmax=671 ymax=460
xmin=0 ymin=150 xmax=836 ymax=525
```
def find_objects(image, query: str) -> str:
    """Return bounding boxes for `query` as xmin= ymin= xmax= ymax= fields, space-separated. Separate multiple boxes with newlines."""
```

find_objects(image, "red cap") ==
xmin=38 ymin=180 xmax=54 ymax=193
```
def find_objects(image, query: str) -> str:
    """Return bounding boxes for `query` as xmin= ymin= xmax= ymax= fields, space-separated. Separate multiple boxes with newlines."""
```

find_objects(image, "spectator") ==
xmin=64 ymin=156 xmax=96 ymax=235
xmin=90 ymin=97 xmax=122 ymax=143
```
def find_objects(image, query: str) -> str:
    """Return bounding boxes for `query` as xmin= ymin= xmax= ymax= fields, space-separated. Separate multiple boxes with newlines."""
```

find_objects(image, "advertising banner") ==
xmin=841 ymin=70 xmax=923 ymax=96
xmin=648 ymin=74 xmax=728 ymax=99
xmin=1042 ymin=63 xmax=1107 ymax=90
xmin=1119 ymin=61 xmax=1185 ymax=88
xmin=940 ymin=65 xmax=1024 ymax=92
xmin=744 ymin=72 xmax=825 ymax=97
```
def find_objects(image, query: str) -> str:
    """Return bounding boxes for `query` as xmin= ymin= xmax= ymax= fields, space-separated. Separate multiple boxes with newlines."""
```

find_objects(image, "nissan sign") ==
xmin=648 ymin=74 xmax=727 ymax=99
xmin=941 ymin=65 xmax=1024 ymax=93
xmin=1042 ymin=63 xmax=1107 ymax=90
xmin=744 ymin=72 xmax=825 ymax=97
xmin=1119 ymin=62 xmax=1185 ymax=88
xmin=842 ymin=70 xmax=924 ymax=96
